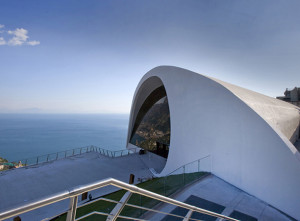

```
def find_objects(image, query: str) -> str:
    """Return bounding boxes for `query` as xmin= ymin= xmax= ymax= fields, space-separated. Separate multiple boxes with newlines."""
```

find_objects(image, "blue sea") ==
xmin=0 ymin=114 xmax=129 ymax=162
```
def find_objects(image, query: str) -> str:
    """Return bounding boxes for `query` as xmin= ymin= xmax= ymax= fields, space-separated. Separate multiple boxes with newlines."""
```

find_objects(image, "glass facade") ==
xmin=130 ymin=87 xmax=170 ymax=158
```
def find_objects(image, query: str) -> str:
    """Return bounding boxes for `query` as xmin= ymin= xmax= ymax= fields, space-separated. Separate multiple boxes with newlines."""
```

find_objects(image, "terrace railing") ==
xmin=161 ymin=155 xmax=211 ymax=195
xmin=95 ymin=146 xmax=140 ymax=158
xmin=5 ymin=145 xmax=140 ymax=170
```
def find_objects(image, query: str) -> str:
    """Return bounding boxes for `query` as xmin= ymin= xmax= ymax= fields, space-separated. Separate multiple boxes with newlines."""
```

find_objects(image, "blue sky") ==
xmin=0 ymin=0 xmax=299 ymax=113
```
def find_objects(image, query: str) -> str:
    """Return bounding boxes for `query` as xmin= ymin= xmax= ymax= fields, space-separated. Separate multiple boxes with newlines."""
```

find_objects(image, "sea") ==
xmin=0 ymin=114 xmax=129 ymax=162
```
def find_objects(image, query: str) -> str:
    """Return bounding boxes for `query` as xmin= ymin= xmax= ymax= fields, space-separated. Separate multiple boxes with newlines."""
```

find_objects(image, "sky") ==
xmin=0 ymin=0 xmax=299 ymax=114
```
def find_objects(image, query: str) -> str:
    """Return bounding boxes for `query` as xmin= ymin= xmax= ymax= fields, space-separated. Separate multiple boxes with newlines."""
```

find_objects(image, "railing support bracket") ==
xmin=66 ymin=196 xmax=78 ymax=221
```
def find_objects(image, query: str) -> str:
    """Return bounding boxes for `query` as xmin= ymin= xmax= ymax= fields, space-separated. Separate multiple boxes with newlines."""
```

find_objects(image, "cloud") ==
xmin=0 ymin=37 xmax=5 ymax=45
xmin=8 ymin=28 xmax=29 ymax=46
xmin=0 ymin=24 xmax=4 ymax=34
xmin=0 ymin=25 xmax=40 ymax=46
xmin=27 ymin=40 xmax=40 ymax=46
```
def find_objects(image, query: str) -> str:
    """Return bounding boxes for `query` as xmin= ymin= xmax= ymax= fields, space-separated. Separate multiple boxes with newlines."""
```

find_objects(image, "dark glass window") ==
xmin=130 ymin=94 xmax=170 ymax=158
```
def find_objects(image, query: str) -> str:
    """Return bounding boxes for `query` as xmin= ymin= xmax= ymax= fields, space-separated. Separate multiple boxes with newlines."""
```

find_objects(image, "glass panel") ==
xmin=47 ymin=153 xmax=57 ymax=161
xmin=200 ymin=156 xmax=211 ymax=173
xmin=184 ymin=161 xmax=201 ymax=184
xmin=165 ymin=167 xmax=184 ymax=196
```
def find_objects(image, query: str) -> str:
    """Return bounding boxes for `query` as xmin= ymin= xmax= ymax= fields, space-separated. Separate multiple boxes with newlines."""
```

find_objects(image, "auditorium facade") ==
xmin=127 ymin=66 xmax=300 ymax=219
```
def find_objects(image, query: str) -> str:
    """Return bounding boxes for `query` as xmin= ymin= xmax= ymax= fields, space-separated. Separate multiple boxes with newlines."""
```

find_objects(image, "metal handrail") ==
xmin=167 ymin=155 xmax=210 ymax=175
xmin=0 ymin=178 xmax=238 ymax=221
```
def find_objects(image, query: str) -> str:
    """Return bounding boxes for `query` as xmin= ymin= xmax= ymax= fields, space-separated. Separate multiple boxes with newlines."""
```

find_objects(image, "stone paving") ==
xmin=146 ymin=175 xmax=293 ymax=221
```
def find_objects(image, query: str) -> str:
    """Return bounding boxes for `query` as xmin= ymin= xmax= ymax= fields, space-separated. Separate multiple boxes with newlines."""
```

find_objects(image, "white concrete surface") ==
xmin=126 ymin=66 xmax=300 ymax=219
xmin=146 ymin=175 xmax=292 ymax=221
xmin=211 ymin=77 xmax=300 ymax=143
xmin=0 ymin=151 xmax=163 ymax=221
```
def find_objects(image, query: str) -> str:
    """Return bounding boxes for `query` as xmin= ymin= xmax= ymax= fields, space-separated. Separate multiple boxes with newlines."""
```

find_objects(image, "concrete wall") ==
xmin=127 ymin=66 xmax=300 ymax=219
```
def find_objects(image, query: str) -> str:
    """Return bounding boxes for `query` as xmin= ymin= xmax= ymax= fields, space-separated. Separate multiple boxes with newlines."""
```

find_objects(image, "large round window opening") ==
xmin=130 ymin=86 xmax=170 ymax=158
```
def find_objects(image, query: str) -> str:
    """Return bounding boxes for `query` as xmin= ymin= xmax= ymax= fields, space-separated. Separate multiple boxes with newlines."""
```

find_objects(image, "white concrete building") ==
xmin=127 ymin=66 xmax=300 ymax=219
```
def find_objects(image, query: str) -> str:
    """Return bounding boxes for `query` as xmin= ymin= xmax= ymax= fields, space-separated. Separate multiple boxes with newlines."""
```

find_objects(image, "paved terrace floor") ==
xmin=0 ymin=151 xmax=166 ymax=221
xmin=146 ymin=175 xmax=294 ymax=221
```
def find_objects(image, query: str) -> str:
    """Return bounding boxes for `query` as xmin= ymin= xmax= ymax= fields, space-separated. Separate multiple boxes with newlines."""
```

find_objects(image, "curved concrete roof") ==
xmin=211 ymin=77 xmax=300 ymax=143
xmin=127 ymin=66 xmax=300 ymax=219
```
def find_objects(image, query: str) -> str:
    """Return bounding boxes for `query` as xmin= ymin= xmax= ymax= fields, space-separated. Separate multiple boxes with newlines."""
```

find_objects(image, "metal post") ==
xmin=80 ymin=148 xmax=82 ymax=154
xmin=210 ymin=155 xmax=212 ymax=173
xmin=47 ymin=154 xmax=49 ymax=162
xmin=106 ymin=192 xmax=132 ymax=221
xmin=183 ymin=166 xmax=185 ymax=185
xmin=164 ymin=177 xmax=166 ymax=196
xmin=198 ymin=159 xmax=200 ymax=172
xmin=183 ymin=210 xmax=193 ymax=221
xmin=66 ymin=196 xmax=78 ymax=221
xmin=36 ymin=157 xmax=38 ymax=165
xmin=25 ymin=159 xmax=27 ymax=166
xmin=140 ymin=194 xmax=142 ymax=216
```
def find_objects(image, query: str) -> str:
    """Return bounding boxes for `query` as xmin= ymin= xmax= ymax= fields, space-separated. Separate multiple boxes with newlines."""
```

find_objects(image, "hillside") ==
xmin=130 ymin=97 xmax=170 ymax=151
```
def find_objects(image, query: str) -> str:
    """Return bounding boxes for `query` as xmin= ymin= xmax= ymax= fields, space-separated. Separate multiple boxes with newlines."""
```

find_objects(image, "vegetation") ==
xmin=0 ymin=156 xmax=9 ymax=171
xmin=52 ymin=172 xmax=207 ymax=221
xmin=0 ymin=156 xmax=8 ymax=163
xmin=130 ymin=96 xmax=170 ymax=151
